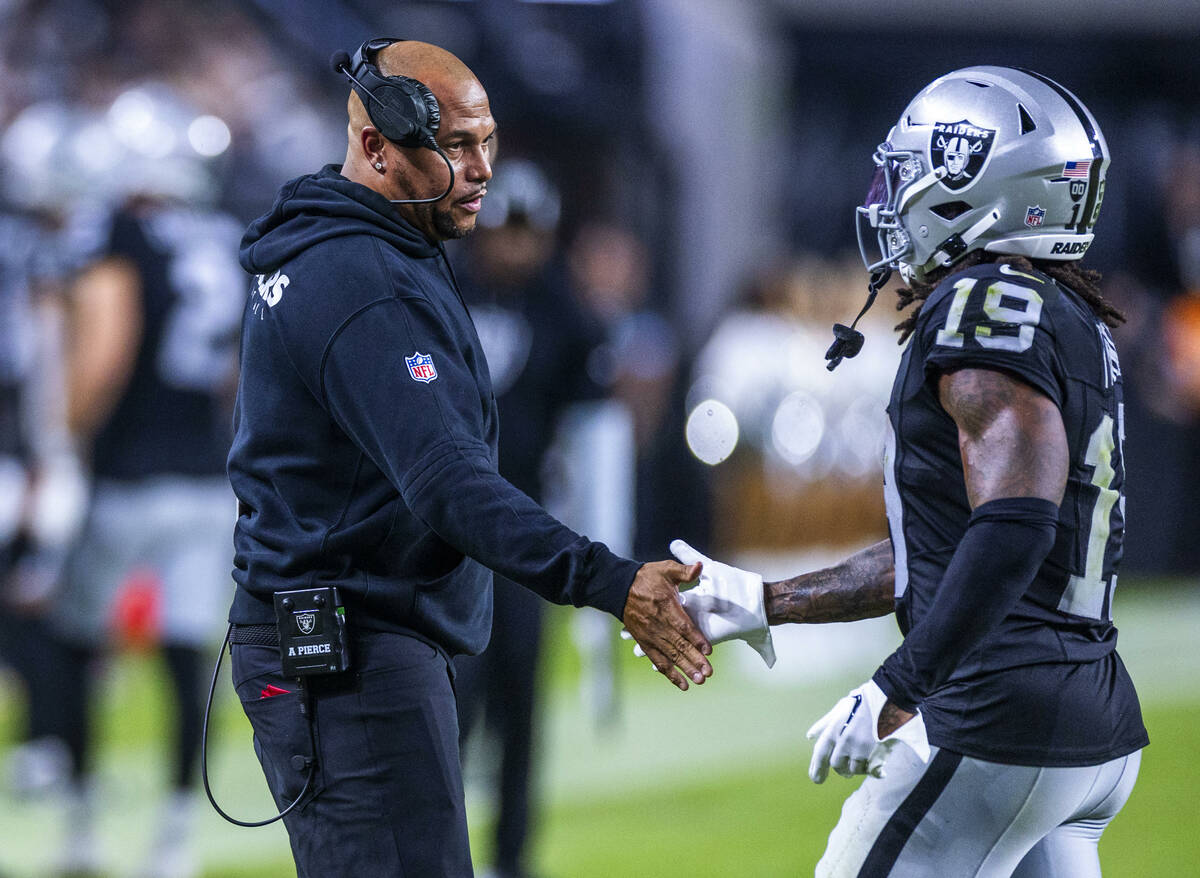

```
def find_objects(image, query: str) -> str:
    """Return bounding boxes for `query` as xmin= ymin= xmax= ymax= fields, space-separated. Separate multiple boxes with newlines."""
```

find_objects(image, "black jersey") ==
xmin=462 ymin=267 xmax=606 ymax=501
xmin=884 ymin=261 xmax=1147 ymax=766
xmin=0 ymin=212 xmax=38 ymax=460
xmin=88 ymin=204 xmax=244 ymax=480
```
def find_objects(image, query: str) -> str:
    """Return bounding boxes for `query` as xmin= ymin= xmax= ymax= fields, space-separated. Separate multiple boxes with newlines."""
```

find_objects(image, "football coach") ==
xmin=224 ymin=38 xmax=712 ymax=877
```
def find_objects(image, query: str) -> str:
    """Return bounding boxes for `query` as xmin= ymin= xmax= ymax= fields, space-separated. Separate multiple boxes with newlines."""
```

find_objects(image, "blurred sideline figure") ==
xmin=1154 ymin=146 xmax=1200 ymax=568
xmin=566 ymin=222 xmax=707 ymax=563
xmin=565 ymin=221 xmax=694 ymax=725
xmin=48 ymin=85 xmax=243 ymax=878
xmin=454 ymin=159 xmax=632 ymax=878
xmin=0 ymin=117 xmax=88 ymax=804
xmin=668 ymin=67 xmax=1145 ymax=877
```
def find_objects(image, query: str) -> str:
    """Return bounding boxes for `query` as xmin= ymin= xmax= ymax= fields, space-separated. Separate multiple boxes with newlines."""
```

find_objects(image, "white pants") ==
xmin=817 ymin=745 xmax=1141 ymax=878
xmin=55 ymin=476 xmax=234 ymax=647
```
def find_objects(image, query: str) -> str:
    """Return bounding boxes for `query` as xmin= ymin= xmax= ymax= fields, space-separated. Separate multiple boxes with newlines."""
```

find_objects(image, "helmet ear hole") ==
xmin=930 ymin=201 xmax=973 ymax=220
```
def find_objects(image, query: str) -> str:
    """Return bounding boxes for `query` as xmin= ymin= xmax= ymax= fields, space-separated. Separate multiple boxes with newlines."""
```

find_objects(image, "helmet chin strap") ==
xmin=824 ymin=266 xmax=892 ymax=372
xmin=827 ymin=208 xmax=1002 ymax=372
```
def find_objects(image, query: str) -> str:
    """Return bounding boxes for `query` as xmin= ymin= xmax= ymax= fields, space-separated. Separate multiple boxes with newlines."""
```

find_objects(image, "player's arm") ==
xmin=939 ymin=367 xmax=1068 ymax=508
xmin=630 ymin=538 xmax=894 ymax=672
xmin=65 ymin=256 xmax=142 ymax=442
xmin=806 ymin=365 xmax=1067 ymax=782
xmin=764 ymin=539 xmax=895 ymax=625
xmin=873 ymin=365 xmax=1067 ymax=735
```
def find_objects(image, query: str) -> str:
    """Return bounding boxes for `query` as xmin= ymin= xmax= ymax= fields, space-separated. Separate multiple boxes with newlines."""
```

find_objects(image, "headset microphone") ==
xmin=331 ymin=40 xmax=455 ymax=205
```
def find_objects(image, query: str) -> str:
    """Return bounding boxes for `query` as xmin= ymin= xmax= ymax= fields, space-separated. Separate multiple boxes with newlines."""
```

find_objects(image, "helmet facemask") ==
xmin=856 ymin=143 xmax=942 ymax=282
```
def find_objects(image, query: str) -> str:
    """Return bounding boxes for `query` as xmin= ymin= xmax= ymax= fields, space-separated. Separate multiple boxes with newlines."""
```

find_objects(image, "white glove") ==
xmin=806 ymin=679 xmax=931 ymax=784
xmin=621 ymin=541 xmax=775 ymax=668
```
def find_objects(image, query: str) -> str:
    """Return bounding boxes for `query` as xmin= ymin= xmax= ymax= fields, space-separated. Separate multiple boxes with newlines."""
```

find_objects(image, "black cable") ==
xmin=388 ymin=146 xmax=455 ymax=205
xmin=200 ymin=623 xmax=317 ymax=827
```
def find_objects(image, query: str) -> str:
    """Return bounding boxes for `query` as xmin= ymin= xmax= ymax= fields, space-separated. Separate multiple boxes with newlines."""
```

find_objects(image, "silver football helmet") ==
xmin=857 ymin=66 xmax=1109 ymax=282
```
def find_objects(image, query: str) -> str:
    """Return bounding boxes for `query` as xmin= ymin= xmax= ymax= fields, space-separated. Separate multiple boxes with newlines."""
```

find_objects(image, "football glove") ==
xmin=806 ymin=679 xmax=931 ymax=784
xmin=621 ymin=541 xmax=775 ymax=668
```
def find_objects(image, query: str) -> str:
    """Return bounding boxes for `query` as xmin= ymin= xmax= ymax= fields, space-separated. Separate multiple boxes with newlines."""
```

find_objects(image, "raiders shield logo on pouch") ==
xmin=931 ymin=120 xmax=996 ymax=192
xmin=296 ymin=612 xmax=316 ymax=635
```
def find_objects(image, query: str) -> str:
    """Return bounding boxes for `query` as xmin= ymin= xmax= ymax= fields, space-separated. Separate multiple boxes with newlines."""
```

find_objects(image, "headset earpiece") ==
xmin=332 ymin=37 xmax=455 ymax=205
xmin=416 ymin=86 xmax=440 ymax=144
xmin=335 ymin=38 xmax=440 ymax=150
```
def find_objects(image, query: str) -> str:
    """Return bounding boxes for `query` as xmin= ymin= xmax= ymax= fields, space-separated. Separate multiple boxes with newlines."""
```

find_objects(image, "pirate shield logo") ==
xmin=931 ymin=120 xmax=996 ymax=192
xmin=296 ymin=612 xmax=317 ymax=635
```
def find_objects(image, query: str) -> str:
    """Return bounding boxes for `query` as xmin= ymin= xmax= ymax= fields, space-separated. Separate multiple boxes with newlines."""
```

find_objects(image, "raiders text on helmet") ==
xmin=856 ymin=66 xmax=1109 ymax=282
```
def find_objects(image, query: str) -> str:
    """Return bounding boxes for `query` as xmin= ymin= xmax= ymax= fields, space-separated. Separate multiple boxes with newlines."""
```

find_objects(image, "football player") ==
xmin=49 ymin=85 xmax=244 ymax=878
xmin=0 ymin=191 xmax=83 ymax=803
xmin=668 ymin=67 xmax=1146 ymax=877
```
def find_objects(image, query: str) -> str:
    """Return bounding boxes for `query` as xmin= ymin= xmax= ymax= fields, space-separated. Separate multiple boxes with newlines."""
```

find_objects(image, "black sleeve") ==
xmin=873 ymin=496 xmax=1059 ymax=711
xmin=320 ymin=296 xmax=638 ymax=619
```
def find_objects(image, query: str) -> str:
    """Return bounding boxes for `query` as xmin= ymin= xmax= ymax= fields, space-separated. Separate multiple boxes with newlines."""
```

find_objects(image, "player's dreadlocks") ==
xmin=894 ymin=251 xmax=1126 ymax=345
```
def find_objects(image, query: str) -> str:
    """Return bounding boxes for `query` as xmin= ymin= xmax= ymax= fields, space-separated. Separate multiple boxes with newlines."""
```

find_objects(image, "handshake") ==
xmin=621 ymin=540 xmax=777 ymax=669
xmin=624 ymin=541 xmax=930 ymax=783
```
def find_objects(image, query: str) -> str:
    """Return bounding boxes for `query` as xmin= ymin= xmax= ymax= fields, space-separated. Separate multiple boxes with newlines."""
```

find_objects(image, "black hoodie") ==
xmin=227 ymin=165 xmax=637 ymax=656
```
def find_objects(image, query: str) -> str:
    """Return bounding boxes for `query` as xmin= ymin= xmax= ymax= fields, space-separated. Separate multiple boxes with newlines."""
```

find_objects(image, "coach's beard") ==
xmin=406 ymin=200 xmax=475 ymax=241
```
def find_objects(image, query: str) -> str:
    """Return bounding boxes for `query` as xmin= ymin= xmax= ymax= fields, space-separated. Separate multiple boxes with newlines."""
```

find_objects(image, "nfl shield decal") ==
xmin=931 ymin=120 xmax=996 ymax=192
xmin=1024 ymin=205 xmax=1046 ymax=228
xmin=405 ymin=352 xmax=438 ymax=383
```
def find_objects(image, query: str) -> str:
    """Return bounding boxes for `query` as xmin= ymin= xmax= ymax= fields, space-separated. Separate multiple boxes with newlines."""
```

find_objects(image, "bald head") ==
xmin=340 ymin=39 xmax=496 ymax=242
xmin=346 ymin=41 xmax=482 ymax=137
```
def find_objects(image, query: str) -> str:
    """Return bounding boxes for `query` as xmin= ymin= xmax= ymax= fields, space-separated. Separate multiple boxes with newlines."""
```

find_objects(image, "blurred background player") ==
xmin=47 ymin=85 xmax=244 ymax=878
xmin=454 ymin=159 xmax=633 ymax=878
xmin=565 ymin=221 xmax=704 ymax=564
xmin=0 ymin=115 xmax=87 ymax=805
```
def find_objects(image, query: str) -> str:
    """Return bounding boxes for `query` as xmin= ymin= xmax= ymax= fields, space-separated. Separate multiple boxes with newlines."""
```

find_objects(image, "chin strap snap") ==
xmin=931 ymin=208 xmax=1002 ymax=267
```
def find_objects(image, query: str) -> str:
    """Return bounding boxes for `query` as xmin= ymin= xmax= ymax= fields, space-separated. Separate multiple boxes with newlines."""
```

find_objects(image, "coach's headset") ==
xmin=330 ymin=37 xmax=456 ymax=204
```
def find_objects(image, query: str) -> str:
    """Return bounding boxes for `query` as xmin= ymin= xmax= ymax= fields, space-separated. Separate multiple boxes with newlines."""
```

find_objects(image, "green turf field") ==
xmin=1 ymin=580 xmax=1196 ymax=877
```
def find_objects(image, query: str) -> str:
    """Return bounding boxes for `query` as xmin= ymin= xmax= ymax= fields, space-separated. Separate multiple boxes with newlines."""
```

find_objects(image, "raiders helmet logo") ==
xmin=931 ymin=120 xmax=996 ymax=192
xmin=296 ymin=612 xmax=317 ymax=635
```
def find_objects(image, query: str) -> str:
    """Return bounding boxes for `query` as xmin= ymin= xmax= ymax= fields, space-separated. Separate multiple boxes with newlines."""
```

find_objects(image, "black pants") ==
xmin=232 ymin=631 xmax=472 ymax=878
xmin=0 ymin=612 xmax=71 ymax=743
xmin=455 ymin=576 xmax=544 ymax=874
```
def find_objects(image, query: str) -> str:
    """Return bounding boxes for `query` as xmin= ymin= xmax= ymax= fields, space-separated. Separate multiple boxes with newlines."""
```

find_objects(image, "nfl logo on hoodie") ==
xmin=405 ymin=352 xmax=438 ymax=383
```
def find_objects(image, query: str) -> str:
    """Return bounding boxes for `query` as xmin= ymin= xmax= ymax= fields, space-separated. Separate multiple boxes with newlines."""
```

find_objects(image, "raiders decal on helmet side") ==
xmin=931 ymin=120 xmax=996 ymax=192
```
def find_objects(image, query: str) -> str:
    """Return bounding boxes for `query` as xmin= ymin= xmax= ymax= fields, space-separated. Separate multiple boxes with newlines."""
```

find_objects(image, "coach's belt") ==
xmin=229 ymin=623 xmax=280 ymax=647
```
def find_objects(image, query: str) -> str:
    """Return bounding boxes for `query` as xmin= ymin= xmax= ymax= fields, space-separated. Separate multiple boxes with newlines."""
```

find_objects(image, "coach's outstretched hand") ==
xmin=806 ymin=679 xmax=930 ymax=784
xmin=622 ymin=560 xmax=713 ymax=691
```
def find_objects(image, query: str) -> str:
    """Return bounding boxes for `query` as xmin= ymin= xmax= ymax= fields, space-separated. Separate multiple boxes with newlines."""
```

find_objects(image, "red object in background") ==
xmin=111 ymin=568 xmax=162 ymax=651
